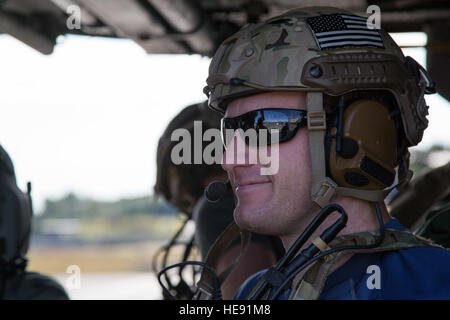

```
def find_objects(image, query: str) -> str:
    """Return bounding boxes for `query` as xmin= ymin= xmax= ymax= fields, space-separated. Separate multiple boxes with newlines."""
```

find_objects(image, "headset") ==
xmin=325 ymin=94 xmax=400 ymax=191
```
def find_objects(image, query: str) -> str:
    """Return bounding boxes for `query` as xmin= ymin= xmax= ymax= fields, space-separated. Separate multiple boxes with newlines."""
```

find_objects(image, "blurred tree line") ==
xmin=38 ymin=193 xmax=177 ymax=219
xmin=35 ymin=145 xmax=448 ymax=221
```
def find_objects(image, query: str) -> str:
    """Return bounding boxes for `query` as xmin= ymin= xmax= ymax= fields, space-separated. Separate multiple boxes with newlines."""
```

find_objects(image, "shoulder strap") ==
xmin=194 ymin=221 xmax=251 ymax=300
xmin=291 ymin=228 xmax=440 ymax=300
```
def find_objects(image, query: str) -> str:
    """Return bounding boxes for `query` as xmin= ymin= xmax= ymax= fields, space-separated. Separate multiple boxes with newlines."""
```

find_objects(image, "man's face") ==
xmin=222 ymin=91 xmax=316 ymax=237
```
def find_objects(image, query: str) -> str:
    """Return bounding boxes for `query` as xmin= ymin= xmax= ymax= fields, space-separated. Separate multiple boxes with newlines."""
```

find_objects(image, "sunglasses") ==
xmin=221 ymin=108 xmax=308 ymax=147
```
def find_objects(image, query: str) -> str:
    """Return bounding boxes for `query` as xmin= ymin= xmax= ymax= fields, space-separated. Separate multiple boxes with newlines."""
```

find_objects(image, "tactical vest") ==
xmin=195 ymin=221 xmax=441 ymax=300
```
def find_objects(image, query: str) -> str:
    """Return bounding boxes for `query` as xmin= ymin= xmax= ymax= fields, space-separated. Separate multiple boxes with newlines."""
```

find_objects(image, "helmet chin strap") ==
xmin=306 ymin=92 xmax=395 ymax=208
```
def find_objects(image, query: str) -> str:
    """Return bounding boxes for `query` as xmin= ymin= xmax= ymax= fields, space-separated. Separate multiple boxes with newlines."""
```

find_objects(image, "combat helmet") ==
xmin=154 ymin=101 xmax=225 ymax=215
xmin=204 ymin=6 xmax=436 ymax=208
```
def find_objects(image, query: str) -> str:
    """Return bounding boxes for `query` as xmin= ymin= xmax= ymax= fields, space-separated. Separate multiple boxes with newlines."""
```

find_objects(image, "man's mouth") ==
xmin=235 ymin=180 xmax=271 ymax=193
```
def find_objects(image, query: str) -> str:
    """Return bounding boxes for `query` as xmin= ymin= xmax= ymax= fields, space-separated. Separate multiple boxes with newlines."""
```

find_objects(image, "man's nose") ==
xmin=221 ymin=131 xmax=251 ymax=172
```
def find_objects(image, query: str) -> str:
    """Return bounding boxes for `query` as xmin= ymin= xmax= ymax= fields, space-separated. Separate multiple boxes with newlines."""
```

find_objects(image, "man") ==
xmin=0 ymin=145 xmax=69 ymax=300
xmin=154 ymin=102 xmax=283 ymax=299
xmin=154 ymin=102 xmax=227 ymax=217
xmin=202 ymin=6 xmax=450 ymax=299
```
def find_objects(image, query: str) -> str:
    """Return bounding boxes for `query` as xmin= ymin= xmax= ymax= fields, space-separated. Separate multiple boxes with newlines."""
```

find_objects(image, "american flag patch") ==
xmin=306 ymin=14 xmax=384 ymax=50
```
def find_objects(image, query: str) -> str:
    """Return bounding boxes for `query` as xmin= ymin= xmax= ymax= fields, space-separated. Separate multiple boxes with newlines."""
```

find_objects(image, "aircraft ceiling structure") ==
xmin=0 ymin=0 xmax=449 ymax=100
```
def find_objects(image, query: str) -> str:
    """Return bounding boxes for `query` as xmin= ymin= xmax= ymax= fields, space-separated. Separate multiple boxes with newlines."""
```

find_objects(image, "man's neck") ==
xmin=281 ymin=197 xmax=391 ymax=251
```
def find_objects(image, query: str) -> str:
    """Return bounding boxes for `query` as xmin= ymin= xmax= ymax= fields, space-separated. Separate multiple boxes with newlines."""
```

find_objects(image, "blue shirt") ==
xmin=234 ymin=219 xmax=450 ymax=300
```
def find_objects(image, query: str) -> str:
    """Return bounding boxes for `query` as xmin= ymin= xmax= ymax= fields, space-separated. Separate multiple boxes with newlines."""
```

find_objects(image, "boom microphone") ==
xmin=205 ymin=181 xmax=228 ymax=203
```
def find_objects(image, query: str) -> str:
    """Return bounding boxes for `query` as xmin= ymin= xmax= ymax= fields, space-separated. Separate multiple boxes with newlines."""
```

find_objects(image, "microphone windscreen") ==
xmin=205 ymin=181 xmax=227 ymax=203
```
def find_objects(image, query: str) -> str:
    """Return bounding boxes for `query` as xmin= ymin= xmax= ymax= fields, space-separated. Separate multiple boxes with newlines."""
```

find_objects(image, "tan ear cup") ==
xmin=329 ymin=100 xmax=397 ymax=190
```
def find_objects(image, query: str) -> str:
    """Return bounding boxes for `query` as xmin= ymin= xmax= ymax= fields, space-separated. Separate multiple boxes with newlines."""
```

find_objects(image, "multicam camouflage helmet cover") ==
xmin=204 ymin=6 xmax=435 ymax=207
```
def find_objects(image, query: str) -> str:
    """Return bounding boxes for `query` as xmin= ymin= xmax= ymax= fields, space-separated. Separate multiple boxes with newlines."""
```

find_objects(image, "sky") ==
xmin=1 ymin=33 xmax=449 ymax=213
